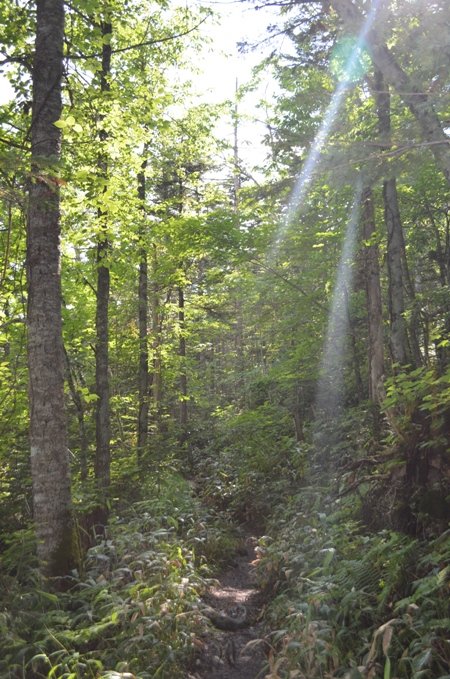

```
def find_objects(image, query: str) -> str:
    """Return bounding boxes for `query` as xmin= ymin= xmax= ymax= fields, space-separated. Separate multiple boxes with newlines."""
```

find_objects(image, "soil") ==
xmin=187 ymin=528 xmax=267 ymax=679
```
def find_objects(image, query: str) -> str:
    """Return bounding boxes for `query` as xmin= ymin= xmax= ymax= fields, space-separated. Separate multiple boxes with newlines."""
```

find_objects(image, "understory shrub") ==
xmin=0 ymin=472 xmax=228 ymax=678
xmin=193 ymin=402 xmax=306 ymax=522
xmin=258 ymin=490 xmax=450 ymax=679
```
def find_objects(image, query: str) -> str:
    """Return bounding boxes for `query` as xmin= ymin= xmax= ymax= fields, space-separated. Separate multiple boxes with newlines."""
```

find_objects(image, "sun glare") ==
xmin=315 ymin=178 xmax=363 ymax=414
xmin=330 ymin=37 xmax=371 ymax=84
xmin=271 ymin=0 xmax=381 ymax=260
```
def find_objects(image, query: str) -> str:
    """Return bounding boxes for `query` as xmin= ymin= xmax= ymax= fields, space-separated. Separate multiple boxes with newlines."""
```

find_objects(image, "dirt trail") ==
xmin=188 ymin=530 xmax=267 ymax=679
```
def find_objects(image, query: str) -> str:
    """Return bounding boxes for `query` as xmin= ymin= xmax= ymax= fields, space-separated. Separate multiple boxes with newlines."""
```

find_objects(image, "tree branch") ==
xmin=0 ymin=51 xmax=32 ymax=71
xmin=68 ymin=14 xmax=212 ymax=61
xmin=249 ymin=256 xmax=327 ymax=310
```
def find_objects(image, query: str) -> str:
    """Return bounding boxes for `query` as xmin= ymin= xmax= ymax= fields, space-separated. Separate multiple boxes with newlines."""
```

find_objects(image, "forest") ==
xmin=0 ymin=0 xmax=449 ymax=677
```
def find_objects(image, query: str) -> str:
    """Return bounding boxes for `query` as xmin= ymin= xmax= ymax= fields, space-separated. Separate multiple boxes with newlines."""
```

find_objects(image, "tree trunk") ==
xmin=95 ymin=245 xmax=110 ymax=498
xmin=233 ymin=78 xmax=241 ymax=212
xmin=150 ymin=245 xmax=162 ymax=427
xmin=137 ymin=156 xmax=149 ymax=464
xmin=344 ymin=284 xmax=364 ymax=401
xmin=362 ymin=188 xmax=384 ymax=403
xmin=374 ymin=70 xmax=409 ymax=366
xmin=383 ymin=178 xmax=409 ymax=364
xmin=396 ymin=211 xmax=423 ymax=367
xmin=178 ymin=286 xmax=188 ymax=446
xmin=27 ymin=0 xmax=75 ymax=576
xmin=95 ymin=20 xmax=112 ymax=512
xmin=64 ymin=346 xmax=88 ymax=481
xmin=332 ymin=0 xmax=450 ymax=187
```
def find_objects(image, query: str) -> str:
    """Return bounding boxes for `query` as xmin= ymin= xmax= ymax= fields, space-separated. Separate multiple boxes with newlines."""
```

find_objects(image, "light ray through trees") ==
xmin=315 ymin=178 xmax=363 ymax=415
xmin=271 ymin=0 xmax=380 ymax=257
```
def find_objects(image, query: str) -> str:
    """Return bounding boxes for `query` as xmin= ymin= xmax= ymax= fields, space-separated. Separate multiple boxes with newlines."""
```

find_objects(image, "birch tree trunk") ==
xmin=28 ymin=0 xmax=75 ymax=576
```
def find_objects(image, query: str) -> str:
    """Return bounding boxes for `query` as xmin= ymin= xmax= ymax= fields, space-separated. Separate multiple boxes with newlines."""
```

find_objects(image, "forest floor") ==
xmin=187 ymin=526 xmax=267 ymax=679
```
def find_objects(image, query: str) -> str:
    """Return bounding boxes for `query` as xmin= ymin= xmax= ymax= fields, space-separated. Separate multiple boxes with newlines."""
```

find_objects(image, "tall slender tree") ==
xmin=178 ymin=285 xmax=188 ymax=446
xmin=28 ymin=0 xmax=76 ymax=576
xmin=94 ymin=15 xmax=112 ymax=519
xmin=137 ymin=153 xmax=149 ymax=463
xmin=374 ymin=70 xmax=409 ymax=366
xmin=362 ymin=187 xmax=384 ymax=403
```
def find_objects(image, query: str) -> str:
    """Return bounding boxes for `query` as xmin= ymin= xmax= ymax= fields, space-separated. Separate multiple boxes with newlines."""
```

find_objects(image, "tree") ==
xmin=27 ymin=0 xmax=76 ymax=576
xmin=373 ymin=70 xmax=409 ymax=366
xmin=137 ymin=153 xmax=149 ymax=463
xmin=94 ymin=12 xmax=113 ymax=522
xmin=361 ymin=187 xmax=384 ymax=403
xmin=331 ymin=0 xmax=450 ymax=187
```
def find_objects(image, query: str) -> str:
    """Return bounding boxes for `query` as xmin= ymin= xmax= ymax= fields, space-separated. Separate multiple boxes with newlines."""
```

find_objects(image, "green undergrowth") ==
xmin=194 ymin=395 xmax=450 ymax=679
xmin=256 ymin=490 xmax=450 ymax=679
xmin=0 ymin=471 xmax=236 ymax=678
xmin=192 ymin=402 xmax=305 ymax=523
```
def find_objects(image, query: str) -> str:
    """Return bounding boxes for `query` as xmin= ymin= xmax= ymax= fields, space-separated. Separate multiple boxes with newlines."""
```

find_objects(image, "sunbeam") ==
xmin=315 ymin=178 xmax=363 ymax=415
xmin=271 ymin=0 xmax=380 ymax=257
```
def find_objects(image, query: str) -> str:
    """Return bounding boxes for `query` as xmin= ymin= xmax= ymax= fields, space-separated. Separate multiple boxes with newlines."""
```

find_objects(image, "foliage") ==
xmin=257 ymin=486 xmax=450 ymax=679
xmin=1 ymin=0 xmax=450 ymax=676
xmin=0 ymin=472 xmax=235 ymax=678
xmin=371 ymin=366 xmax=450 ymax=535
xmin=192 ymin=400 xmax=305 ymax=523
xmin=383 ymin=366 xmax=450 ymax=451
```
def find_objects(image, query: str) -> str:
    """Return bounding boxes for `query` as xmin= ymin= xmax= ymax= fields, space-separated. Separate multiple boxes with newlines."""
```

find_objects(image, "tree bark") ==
xmin=383 ymin=178 xmax=409 ymax=364
xmin=150 ymin=245 xmax=162 ymax=427
xmin=374 ymin=70 xmax=409 ymax=366
xmin=362 ymin=188 xmax=384 ymax=403
xmin=178 ymin=286 xmax=188 ymax=446
xmin=344 ymin=284 xmax=364 ymax=401
xmin=137 ymin=156 xmax=149 ymax=463
xmin=332 ymin=0 xmax=450 ymax=187
xmin=27 ymin=0 xmax=75 ymax=576
xmin=233 ymin=79 xmax=241 ymax=212
xmin=64 ymin=346 xmax=88 ymax=481
xmin=95 ymin=20 xmax=112 ymax=509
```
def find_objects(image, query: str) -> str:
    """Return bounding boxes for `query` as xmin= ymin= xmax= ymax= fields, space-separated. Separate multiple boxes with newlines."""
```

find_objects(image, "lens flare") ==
xmin=271 ymin=0 xmax=380 ymax=258
xmin=331 ymin=37 xmax=371 ymax=84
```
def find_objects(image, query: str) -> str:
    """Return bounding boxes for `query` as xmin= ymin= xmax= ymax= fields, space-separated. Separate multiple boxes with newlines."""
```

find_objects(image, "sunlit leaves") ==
xmin=54 ymin=115 xmax=83 ymax=133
